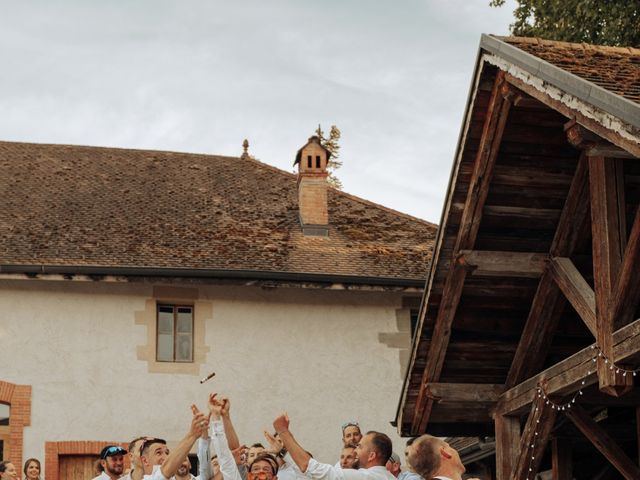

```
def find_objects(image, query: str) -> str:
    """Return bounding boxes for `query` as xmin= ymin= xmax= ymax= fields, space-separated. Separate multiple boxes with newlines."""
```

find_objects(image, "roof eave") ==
xmin=480 ymin=34 xmax=640 ymax=129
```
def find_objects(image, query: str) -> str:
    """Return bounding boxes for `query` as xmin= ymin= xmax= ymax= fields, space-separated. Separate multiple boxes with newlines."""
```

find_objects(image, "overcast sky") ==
xmin=1 ymin=1 xmax=515 ymax=222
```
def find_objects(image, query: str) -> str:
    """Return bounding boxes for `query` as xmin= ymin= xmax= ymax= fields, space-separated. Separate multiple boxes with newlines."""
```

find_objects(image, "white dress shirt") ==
xmin=144 ymin=438 xmax=211 ymax=480
xmin=304 ymin=459 xmax=397 ymax=480
xmin=209 ymin=420 xmax=243 ymax=480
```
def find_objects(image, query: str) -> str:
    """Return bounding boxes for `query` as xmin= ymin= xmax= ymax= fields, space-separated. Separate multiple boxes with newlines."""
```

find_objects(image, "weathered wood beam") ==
xmin=495 ymin=415 xmax=520 ymax=480
xmin=565 ymin=406 xmax=640 ymax=480
xmin=424 ymin=383 xmax=503 ymax=403
xmin=496 ymin=317 xmax=640 ymax=416
xmin=589 ymin=155 xmax=634 ymax=396
xmin=505 ymin=157 xmax=590 ymax=388
xmin=510 ymin=393 xmax=557 ymax=480
xmin=458 ymin=250 xmax=547 ymax=278
xmin=548 ymin=257 xmax=597 ymax=336
xmin=566 ymin=120 xmax=637 ymax=160
xmin=611 ymin=206 xmax=640 ymax=330
xmin=411 ymin=71 xmax=514 ymax=434
xmin=551 ymin=438 xmax=572 ymax=480
xmin=505 ymin=73 xmax=640 ymax=158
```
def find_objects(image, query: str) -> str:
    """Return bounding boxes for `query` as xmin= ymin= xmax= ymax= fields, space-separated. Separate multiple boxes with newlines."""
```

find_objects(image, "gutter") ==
xmin=480 ymin=34 xmax=640 ymax=129
xmin=0 ymin=264 xmax=425 ymax=288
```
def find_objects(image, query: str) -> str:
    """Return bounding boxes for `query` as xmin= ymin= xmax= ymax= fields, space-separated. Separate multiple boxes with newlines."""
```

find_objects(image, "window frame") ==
xmin=156 ymin=304 xmax=194 ymax=363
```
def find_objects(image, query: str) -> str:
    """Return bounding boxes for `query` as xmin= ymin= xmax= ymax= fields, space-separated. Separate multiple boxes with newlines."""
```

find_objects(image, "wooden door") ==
xmin=59 ymin=455 xmax=100 ymax=480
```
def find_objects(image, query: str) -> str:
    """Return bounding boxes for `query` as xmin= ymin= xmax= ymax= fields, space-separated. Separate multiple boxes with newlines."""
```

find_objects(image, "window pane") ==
xmin=158 ymin=309 xmax=174 ymax=334
xmin=177 ymin=308 xmax=192 ymax=333
xmin=176 ymin=334 xmax=192 ymax=362
xmin=157 ymin=333 xmax=174 ymax=361
xmin=0 ymin=404 xmax=8 ymax=426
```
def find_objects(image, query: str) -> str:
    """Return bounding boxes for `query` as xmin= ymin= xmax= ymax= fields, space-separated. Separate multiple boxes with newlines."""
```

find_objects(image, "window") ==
xmin=0 ymin=403 xmax=9 ymax=461
xmin=157 ymin=305 xmax=194 ymax=362
xmin=307 ymin=155 xmax=312 ymax=168
xmin=315 ymin=155 xmax=321 ymax=168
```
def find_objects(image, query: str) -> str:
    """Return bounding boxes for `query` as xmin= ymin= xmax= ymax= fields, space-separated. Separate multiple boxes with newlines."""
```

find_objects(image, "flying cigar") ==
xmin=200 ymin=372 xmax=216 ymax=384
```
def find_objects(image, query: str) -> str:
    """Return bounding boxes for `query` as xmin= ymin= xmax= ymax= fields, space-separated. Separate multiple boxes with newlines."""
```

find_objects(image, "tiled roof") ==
xmin=0 ymin=141 xmax=436 ymax=282
xmin=497 ymin=36 xmax=640 ymax=104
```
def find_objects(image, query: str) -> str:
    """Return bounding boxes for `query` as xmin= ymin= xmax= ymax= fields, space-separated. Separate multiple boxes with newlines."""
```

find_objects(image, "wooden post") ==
xmin=551 ymin=438 xmax=572 ymax=480
xmin=510 ymin=392 xmax=557 ymax=480
xmin=495 ymin=414 xmax=520 ymax=480
xmin=588 ymin=156 xmax=633 ymax=396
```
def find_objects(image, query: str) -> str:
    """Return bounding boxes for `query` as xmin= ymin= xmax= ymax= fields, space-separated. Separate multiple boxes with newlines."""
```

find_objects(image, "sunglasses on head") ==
xmin=101 ymin=446 xmax=126 ymax=459
xmin=341 ymin=421 xmax=359 ymax=430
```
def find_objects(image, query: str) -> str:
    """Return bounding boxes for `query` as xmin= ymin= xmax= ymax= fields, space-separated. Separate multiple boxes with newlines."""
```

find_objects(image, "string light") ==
xmin=524 ymin=343 xmax=639 ymax=480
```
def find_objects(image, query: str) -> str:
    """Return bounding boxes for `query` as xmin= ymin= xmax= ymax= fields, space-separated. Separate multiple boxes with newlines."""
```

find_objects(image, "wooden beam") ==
xmin=548 ymin=257 xmax=597 ymax=336
xmin=511 ymin=393 xmax=557 ymax=480
xmin=458 ymin=250 xmax=547 ymax=277
xmin=611 ymin=206 xmax=640 ymax=330
xmin=565 ymin=406 xmax=640 ymax=480
xmin=505 ymin=74 xmax=640 ymax=158
xmin=566 ymin=120 xmax=637 ymax=159
xmin=495 ymin=415 xmax=520 ymax=480
xmin=551 ymin=438 xmax=572 ymax=480
xmin=589 ymin=155 xmax=634 ymax=396
xmin=505 ymin=156 xmax=590 ymax=388
xmin=496 ymin=316 xmax=640 ymax=416
xmin=411 ymin=71 xmax=513 ymax=434
xmin=424 ymin=383 xmax=503 ymax=403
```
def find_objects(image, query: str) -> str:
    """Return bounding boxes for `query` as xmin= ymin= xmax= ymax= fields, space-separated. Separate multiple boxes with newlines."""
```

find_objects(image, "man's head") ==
xmin=354 ymin=431 xmax=392 ymax=469
xmin=385 ymin=452 xmax=401 ymax=477
xmin=342 ymin=422 xmax=363 ymax=447
xmin=176 ymin=457 xmax=191 ymax=478
xmin=99 ymin=445 xmax=127 ymax=479
xmin=405 ymin=435 xmax=464 ymax=479
xmin=248 ymin=453 xmax=278 ymax=480
xmin=247 ymin=443 xmax=265 ymax=465
xmin=339 ymin=446 xmax=357 ymax=469
xmin=140 ymin=438 xmax=169 ymax=471
xmin=128 ymin=436 xmax=151 ymax=470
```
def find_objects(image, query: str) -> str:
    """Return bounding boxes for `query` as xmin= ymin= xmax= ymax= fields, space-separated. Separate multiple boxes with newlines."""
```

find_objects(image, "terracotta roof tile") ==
xmin=0 ymin=141 xmax=436 ymax=282
xmin=497 ymin=36 xmax=640 ymax=104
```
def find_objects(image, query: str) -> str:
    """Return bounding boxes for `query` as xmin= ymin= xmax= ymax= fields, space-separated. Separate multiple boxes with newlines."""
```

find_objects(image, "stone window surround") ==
xmin=135 ymin=286 xmax=211 ymax=375
xmin=0 ymin=380 xmax=31 ymax=470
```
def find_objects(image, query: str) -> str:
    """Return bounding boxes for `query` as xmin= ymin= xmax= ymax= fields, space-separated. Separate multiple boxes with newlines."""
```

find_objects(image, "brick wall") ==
xmin=0 ymin=380 xmax=31 ymax=471
xmin=45 ymin=441 xmax=129 ymax=480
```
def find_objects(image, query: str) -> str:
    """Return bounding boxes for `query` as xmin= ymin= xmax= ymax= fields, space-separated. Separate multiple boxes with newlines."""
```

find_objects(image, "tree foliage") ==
xmin=315 ymin=124 xmax=343 ymax=190
xmin=490 ymin=0 xmax=640 ymax=47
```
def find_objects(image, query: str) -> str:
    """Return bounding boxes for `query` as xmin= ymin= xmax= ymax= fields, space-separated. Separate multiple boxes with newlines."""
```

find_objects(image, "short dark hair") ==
xmin=407 ymin=435 xmax=444 ymax=478
xmin=406 ymin=437 xmax=418 ymax=446
xmin=0 ymin=462 xmax=10 ymax=473
xmin=129 ymin=436 xmax=147 ymax=452
xmin=249 ymin=453 xmax=279 ymax=475
xmin=250 ymin=443 xmax=265 ymax=449
xmin=365 ymin=431 xmax=392 ymax=465
xmin=141 ymin=438 xmax=167 ymax=456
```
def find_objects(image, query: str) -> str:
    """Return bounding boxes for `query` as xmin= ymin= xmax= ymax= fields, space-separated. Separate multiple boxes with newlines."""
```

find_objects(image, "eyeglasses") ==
xmin=341 ymin=421 xmax=359 ymax=431
xmin=101 ymin=446 xmax=127 ymax=459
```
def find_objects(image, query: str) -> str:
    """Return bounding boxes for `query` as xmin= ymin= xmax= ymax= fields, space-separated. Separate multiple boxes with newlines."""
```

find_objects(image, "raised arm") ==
xmin=209 ymin=393 xmax=244 ymax=480
xmin=272 ymin=414 xmax=311 ymax=473
xmin=220 ymin=397 xmax=241 ymax=450
xmin=159 ymin=405 xmax=209 ymax=479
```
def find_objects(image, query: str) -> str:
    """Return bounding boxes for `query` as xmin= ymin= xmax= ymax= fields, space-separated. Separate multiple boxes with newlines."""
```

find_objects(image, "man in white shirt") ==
xmin=339 ymin=446 xmax=357 ymax=469
xmin=272 ymin=413 xmax=396 ymax=480
xmin=404 ymin=435 xmax=478 ymax=480
xmin=92 ymin=445 xmax=127 ymax=480
xmin=142 ymin=405 xmax=210 ymax=480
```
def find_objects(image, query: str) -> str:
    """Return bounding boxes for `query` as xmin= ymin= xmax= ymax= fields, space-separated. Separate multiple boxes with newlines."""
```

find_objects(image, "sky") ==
xmin=0 ymin=0 xmax=516 ymax=223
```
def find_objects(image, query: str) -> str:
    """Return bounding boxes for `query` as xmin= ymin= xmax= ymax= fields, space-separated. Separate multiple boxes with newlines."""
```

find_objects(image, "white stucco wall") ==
xmin=0 ymin=278 xmax=414 ymax=475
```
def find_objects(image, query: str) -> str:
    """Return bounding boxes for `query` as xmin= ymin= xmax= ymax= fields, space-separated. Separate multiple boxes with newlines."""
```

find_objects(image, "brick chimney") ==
xmin=294 ymin=136 xmax=331 ymax=237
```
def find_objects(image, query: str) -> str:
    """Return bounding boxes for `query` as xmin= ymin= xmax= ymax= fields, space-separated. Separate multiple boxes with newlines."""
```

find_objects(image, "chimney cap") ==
xmin=241 ymin=139 xmax=250 ymax=160
xmin=293 ymin=135 xmax=331 ymax=166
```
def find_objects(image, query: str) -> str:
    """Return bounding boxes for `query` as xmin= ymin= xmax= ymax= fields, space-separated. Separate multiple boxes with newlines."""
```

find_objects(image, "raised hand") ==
xmin=208 ymin=393 xmax=227 ymax=419
xmin=273 ymin=413 xmax=290 ymax=435
xmin=231 ymin=445 xmax=248 ymax=465
xmin=263 ymin=430 xmax=284 ymax=454
xmin=190 ymin=404 xmax=209 ymax=438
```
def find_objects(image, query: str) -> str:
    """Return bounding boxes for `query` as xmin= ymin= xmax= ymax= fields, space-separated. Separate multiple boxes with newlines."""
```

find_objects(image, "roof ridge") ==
xmin=0 ymin=138 xmax=435 ymax=225
xmin=495 ymin=35 xmax=640 ymax=56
